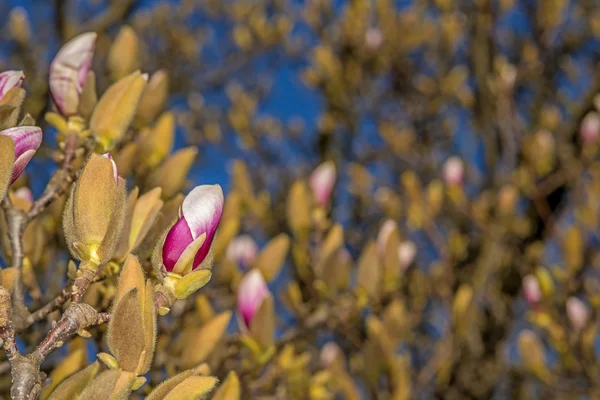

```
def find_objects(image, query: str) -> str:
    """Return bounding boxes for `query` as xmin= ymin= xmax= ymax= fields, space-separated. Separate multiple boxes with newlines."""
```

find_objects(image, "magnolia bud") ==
xmin=398 ymin=240 xmax=416 ymax=270
xmin=90 ymin=71 xmax=147 ymax=151
xmin=136 ymin=69 xmax=169 ymax=125
xmin=580 ymin=111 xmax=600 ymax=145
xmin=320 ymin=342 xmax=342 ymax=369
xmin=226 ymin=234 xmax=259 ymax=270
xmin=160 ymin=185 xmax=224 ymax=275
xmin=8 ymin=7 xmax=31 ymax=45
xmin=365 ymin=27 xmax=383 ymax=50
xmin=443 ymin=156 xmax=464 ymax=186
xmin=0 ymin=70 xmax=24 ymax=100
xmin=566 ymin=296 xmax=589 ymax=331
xmin=523 ymin=274 xmax=541 ymax=305
xmin=237 ymin=269 xmax=269 ymax=329
xmin=63 ymin=153 xmax=126 ymax=263
xmin=0 ymin=126 xmax=42 ymax=184
xmin=49 ymin=32 xmax=97 ymax=117
xmin=107 ymin=26 xmax=140 ymax=80
xmin=101 ymin=153 xmax=118 ymax=183
xmin=377 ymin=219 xmax=397 ymax=254
xmin=309 ymin=161 xmax=336 ymax=207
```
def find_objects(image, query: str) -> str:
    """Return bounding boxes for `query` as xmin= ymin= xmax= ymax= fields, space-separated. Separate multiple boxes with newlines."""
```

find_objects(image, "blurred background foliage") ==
xmin=3 ymin=0 xmax=600 ymax=398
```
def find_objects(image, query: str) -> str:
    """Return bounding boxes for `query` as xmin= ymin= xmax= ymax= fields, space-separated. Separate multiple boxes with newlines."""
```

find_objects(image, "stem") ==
xmin=71 ymin=260 xmax=99 ymax=303
xmin=21 ymin=286 xmax=72 ymax=332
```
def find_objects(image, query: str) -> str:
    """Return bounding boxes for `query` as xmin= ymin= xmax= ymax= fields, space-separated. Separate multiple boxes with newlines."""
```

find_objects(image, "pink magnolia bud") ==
xmin=443 ymin=156 xmax=464 ymax=186
xmin=226 ymin=234 xmax=259 ymax=270
xmin=398 ymin=240 xmax=416 ymax=270
xmin=0 ymin=126 xmax=42 ymax=184
xmin=523 ymin=274 xmax=541 ymax=305
xmin=320 ymin=342 xmax=342 ymax=368
xmin=162 ymin=185 xmax=224 ymax=274
xmin=377 ymin=219 xmax=398 ymax=254
xmin=365 ymin=28 xmax=383 ymax=50
xmin=14 ymin=187 xmax=33 ymax=204
xmin=310 ymin=161 xmax=336 ymax=207
xmin=580 ymin=111 xmax=600 ymax=145
xmin=101 ymin=153 xmax=118 ymax=183
xmin=0 ymin=70 xmax=24 ymax=99
xmin=237 ymin=269 xmax=269 ymax=328
xmin=49 ymin=32 xmax=97 ymax=117
xmin=566 ymin=296 xmax=589 ymax=331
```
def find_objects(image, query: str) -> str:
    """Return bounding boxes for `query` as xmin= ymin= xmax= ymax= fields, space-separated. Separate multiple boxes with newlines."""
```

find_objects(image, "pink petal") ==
xmin=0 ymin=70 xmax=24 ymax=99
xmin=566 ymin=296 xmax=589 ymax=331
xmin=398 ymin=241 xmax=416 ymax=270
xmin=49 ymin=32 xmax=97 ymax=117
xmin=162 ymin=217 xmax=194 ymax=273
xmin=581 ymin=111 xmax=600 ymax=145
xmin=182 ymin=185 xmax=224 ymax=269
xmin=226 ymin=234 xmax=259 ymax=270
xmin=443 ymin=156 xmax=464 ymax=186
xmin=14 ymin=187 xmax=33 ymax=203
xmin=101 ymin=153 xmax=118 ymax=183
xmin=237 ymin=270 xmax=269 ymax=327
xmin=523 ymin=275 xmax=541 ymax=305
xmin=0 ymin=126 xmax=42 ymax=184
xmin=309 ymin=161 xmax=336 ymax=207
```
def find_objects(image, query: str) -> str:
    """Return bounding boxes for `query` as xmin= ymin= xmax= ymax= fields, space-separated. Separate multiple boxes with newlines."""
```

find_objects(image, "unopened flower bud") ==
xmin=101 ymin=153 xmax=118 ymax=183
xmin=237 ymin=269 xmax=269 ymax=328
xmin=107 ymin=26 xmax=140 ymax=80
xmin=580 ymin=111 xmax=600 ymax=144
xmin=90 ymin=71 xmax=147 ymax=151
xmin=8 ymin=7 xmax=31 ymax=45
xmin=63 ymin=154 xmax=126 ymax=263
xmin=377 ymin=219 xmax=398 ymax=254
xmin=523 ymin=274 xmax=541 ymax=305
xmin=310 ymin=161 xmax=336 ymax=207
xmin=0 ymin=126 xmax=42 ymax=184
xmin=566 ymin=296 xmax=589 ymax=331
xmin=365 ymin=27 xmax=383 ymax=50
xmin=226 ymin=234 xmax=259 ymax=270
xmin=443 ymin=156 xmax=464 ymax=186
xmin=49 ymin=32 xmax=97 ymax=117
xmin=398 ymin=240 xmax=416 ymax=270
xmin=320 ymin=342 xmax=342 ymax=369
xmin=160 ymin=185 xmax=224 ymax=275
xmin=0 ymin=70 xmax=24 ymax=100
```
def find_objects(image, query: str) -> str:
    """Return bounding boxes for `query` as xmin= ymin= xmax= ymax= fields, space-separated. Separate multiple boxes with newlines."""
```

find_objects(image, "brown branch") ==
xmin=27 ymin=132 xmax=80 ymax=219
xmin=33 ymin=304 xmax=109 ymax=360
xmin=20 ymin=286 xmax=72 ymax=332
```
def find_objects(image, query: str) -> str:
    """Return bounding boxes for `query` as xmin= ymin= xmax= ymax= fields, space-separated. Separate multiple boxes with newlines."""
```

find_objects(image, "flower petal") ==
xmin=226 ymin=234 xmax=258 ymax=270
xmin=0 ymin=126 xmax=42 ymax=183
xmin=236 ymin=270 xmax=269 ymax=328
xmin=162 ymin=216 xmax=194 ymax=273
xmin=0 ymin=70 xmax=24 ymax=99
xmin=102 ymin=153 xmax=118 ymax=183
xmin=309 ymin=161 xmax=336 ymax=207
xmin=49 ymin=32 xmax=97 ymax=116
xmin=182 ymin=184 xmax=224 ymax=269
